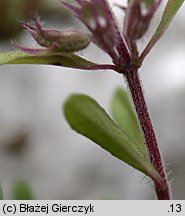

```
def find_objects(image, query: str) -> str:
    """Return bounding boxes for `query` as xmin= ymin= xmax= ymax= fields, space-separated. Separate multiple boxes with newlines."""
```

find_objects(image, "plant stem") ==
xmin=123 ymin=68 xmax=171 ymax=200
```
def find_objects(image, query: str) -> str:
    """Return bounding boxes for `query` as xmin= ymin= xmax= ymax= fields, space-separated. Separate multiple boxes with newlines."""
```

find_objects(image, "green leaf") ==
xmin=0 ymin=51 xmax=97 ymax=70
xmin=64 ymin=94 xmax=158 ymax=179
xmin=140 ymin=0 xmax=185 ymax=61
xmin=0 ymin=183 xmax=3 ymax=200
xmin=12 ymin=180 xmax=33 ymax=200
xmin=111 ymin=87 xmax=149 ymax=159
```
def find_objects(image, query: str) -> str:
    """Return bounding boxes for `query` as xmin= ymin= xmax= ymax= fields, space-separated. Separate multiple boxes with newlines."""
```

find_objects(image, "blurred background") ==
xmin=0 ymin=0 xmax=185 ymax=199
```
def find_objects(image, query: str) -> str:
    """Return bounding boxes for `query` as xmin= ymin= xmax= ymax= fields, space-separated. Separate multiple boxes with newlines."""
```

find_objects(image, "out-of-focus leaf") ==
xmin=0 ymin=0 xmax=40 ymax=40
xmin=140 ymin=0 xmax=184 ymax=61
xmin=111 ymin=87 xmax=149 ymax=159
xmin=0 ymin=51 xmax=97 ymax=70
xmin=64 ymin=94 xmax=158 ymax=179
xmin=142 ymin=0 xmax=154 ymax=8
xmin=12 ymin=181 xmax=33 ymax=200
xmin=0 ymin=183 xmax=3 ymax=200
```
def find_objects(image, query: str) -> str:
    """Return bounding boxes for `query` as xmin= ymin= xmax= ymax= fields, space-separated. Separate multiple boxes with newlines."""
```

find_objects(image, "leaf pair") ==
xmin=63 ymin=88 xmax=161 ymax=182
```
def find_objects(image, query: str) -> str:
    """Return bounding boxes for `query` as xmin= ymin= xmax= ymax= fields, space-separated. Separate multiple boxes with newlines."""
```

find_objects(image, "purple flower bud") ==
xmin=124 ymin=0 xmax=161 ymax=41
xmin=61 ymin=0 xmax=131 ymax=64
xmin=17 ymin=16 xmax=91 ymax=54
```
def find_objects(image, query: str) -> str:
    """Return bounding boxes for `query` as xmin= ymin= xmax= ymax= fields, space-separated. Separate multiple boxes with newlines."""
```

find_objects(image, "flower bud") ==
xmin=18 ymin=17 xmax=91 ymax=54
xmin=61 ymin=0 xmax=119 ymax=57
xmin=124 ymin=0 xmax=161 ymax=41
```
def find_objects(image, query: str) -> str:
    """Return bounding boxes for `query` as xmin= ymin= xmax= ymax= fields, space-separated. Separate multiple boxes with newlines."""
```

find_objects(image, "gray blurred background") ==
xmin=0 ymin=0 xmax=185 ymax=199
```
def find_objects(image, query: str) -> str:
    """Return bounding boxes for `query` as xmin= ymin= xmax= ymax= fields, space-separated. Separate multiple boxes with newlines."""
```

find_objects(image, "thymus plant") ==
xmin=0 ymin=0 xmax=184 ymax=200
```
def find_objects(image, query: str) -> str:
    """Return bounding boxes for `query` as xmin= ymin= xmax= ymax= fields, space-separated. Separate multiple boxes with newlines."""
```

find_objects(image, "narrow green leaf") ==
xmin=140 ymin=0 xmax=184 ymax=61
xmin=154 ymin=0 xmax=184 ymax=38
xmin=111 ymin=87 xmax=149 ymax=159
xmin=12 ymin=180 xmax=33 ymax=200
xmin=64 ymin=94 xmax=158 ymax=179
xmin=0 ymin=183 xmax=3 ymax=200
xmin=0 ymin=51 xmax=97 ymax=69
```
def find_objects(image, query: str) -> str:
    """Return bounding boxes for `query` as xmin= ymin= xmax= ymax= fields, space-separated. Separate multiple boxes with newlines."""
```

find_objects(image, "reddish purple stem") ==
xmin=124 ymin=68 xmax=170 ymax=200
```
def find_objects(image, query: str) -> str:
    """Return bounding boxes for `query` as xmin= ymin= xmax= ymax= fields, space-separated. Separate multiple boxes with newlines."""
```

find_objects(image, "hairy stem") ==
xmin=123 ymin=68 xmax=170 ymax=200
